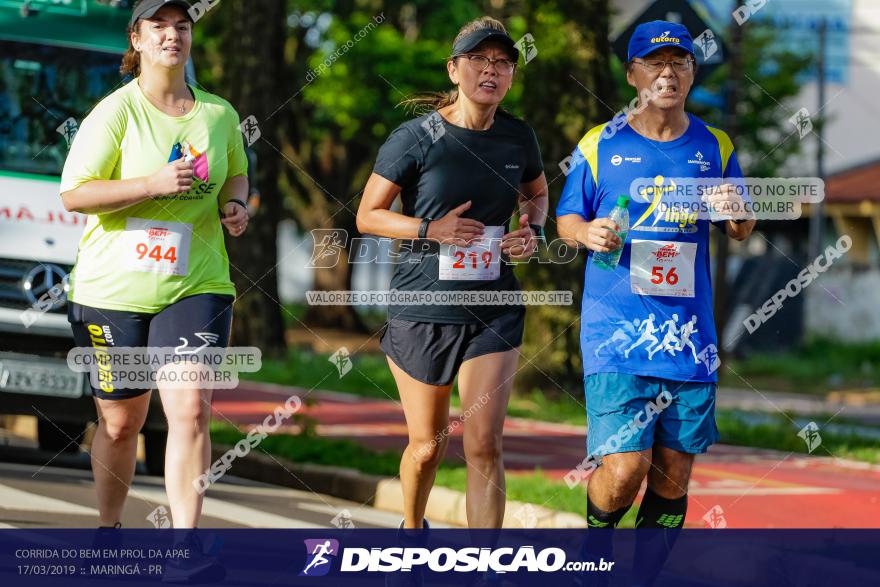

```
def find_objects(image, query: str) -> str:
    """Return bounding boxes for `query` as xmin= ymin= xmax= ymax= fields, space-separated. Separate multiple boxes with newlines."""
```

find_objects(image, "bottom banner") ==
xmin=1 ymin=529 xmax=878 ymax=585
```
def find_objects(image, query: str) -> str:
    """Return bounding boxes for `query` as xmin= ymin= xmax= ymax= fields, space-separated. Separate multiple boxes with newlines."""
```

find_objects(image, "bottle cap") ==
xmin=616 ymin=195 xmax=630 ymax=208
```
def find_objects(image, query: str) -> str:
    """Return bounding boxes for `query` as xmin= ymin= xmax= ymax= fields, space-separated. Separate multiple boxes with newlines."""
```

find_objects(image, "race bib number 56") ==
xmin=122 ymin=218 xmax=192 ymax=276
xmin=630 ymin=239 xmax=697 ymax=298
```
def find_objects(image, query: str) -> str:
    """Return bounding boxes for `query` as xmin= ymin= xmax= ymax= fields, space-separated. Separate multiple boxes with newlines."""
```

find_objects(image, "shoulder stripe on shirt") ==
xmin=705 ymin=125 xmax=735 ymax=176
xmin=576 ymin=123 xmax=610 ymax=186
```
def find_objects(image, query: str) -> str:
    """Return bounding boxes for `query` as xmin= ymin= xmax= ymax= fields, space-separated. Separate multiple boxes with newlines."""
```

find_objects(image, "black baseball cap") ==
xmin=130 ymin=0 xmax=193 ymax=27
xmin=452 ymin=28 xmax=519 ymax=61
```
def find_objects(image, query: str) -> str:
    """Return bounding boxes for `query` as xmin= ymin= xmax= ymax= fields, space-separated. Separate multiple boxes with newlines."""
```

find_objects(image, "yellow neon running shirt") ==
xmin=60 ymin=79 xmax=248 ymax=313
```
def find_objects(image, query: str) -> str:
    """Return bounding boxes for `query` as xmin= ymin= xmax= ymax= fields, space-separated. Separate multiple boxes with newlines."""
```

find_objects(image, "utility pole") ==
xmin=808 ymin=18 xmax=827 ymax=259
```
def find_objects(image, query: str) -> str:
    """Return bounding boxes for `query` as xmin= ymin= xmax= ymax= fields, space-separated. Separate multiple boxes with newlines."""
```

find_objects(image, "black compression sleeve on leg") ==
xmin=634 ymin=486 xmax=687 ymax=528
xmin=579 ymin=494 xmax=631 ymax=587
xmin=586 ymin=494 xmax=632 ymax=528
xmin=631 ymin=487 xmax=688 ymax=587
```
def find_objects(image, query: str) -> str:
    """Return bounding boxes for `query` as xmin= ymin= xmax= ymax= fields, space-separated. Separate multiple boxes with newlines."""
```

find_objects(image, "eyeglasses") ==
xmin=454 ymin=54 xmax=517 ymax=76
xmin=633 ymin=58 xmax=694 ymax=73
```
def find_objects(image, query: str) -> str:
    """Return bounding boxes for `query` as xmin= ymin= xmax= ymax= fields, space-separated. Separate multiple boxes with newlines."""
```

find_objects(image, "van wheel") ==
xmin=142 ymin=429 xmax=167 ymax=476
xmin=37 ymin=420 xmax=83 ymax=453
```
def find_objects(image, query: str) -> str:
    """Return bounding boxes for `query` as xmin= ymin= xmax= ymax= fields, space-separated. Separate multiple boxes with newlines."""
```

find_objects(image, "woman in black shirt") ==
xmin=356 ymin=16 xmax=548 ymax=530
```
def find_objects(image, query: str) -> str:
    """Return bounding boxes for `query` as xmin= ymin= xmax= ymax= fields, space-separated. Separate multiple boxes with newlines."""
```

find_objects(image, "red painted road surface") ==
xmin=214 ymin=382 xmax=880 ymax=528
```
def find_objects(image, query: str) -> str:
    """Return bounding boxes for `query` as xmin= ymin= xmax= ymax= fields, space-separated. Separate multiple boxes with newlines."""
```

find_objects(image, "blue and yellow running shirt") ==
xmin=556 ymin=114 xmax=743 ymax=383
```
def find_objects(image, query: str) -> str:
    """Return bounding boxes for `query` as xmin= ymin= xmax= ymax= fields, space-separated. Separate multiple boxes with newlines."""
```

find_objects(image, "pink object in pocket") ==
xmin=192 ymin=152 xmax=209 ymax=182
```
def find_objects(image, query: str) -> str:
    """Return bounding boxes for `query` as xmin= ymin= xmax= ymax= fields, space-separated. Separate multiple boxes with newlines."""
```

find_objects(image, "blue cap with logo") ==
xmin=627 ymin=21 xmax=694 ymax=60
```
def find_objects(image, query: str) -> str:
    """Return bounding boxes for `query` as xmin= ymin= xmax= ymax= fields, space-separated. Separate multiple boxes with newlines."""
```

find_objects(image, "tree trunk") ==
xmin=214 ymin=0 xmax=287 ymax=355
xmin=515 ymin=0 xmax=614 ymax=396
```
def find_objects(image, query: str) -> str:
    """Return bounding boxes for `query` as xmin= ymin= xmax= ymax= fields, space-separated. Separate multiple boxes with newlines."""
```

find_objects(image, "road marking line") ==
xmin=0 ymin=483 xmax=98 ymax=516
xmin=295 ymin=502 xmax=450 ymax=528
xmin=688 ymin=487 xmax=840 ymax=496
xmin=131 ymin=486 xmax=324 ymax=528
xmin=695 ymin=466 xmax=819 ymax=489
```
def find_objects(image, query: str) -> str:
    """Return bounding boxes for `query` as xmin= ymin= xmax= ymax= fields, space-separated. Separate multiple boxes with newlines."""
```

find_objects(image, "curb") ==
xmin=211 ymin=444 xmax=385 ymax=506
xmin=374 ymin=479 xmax=586 ymax=528
xmin=212 ymin=444 xmax=586 ymax=528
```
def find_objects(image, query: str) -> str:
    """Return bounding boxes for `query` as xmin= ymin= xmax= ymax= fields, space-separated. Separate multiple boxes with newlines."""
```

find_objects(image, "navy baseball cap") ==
xmin=130 ymin=0 xmax=193 ymax=27
xmin=627 ymin=21 xmax=694 ymax=60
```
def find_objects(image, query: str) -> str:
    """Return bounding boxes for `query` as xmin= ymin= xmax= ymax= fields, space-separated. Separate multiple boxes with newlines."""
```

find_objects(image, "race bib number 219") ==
xmin=122 ymin=218 xmax=192 ymax=276
xmin=439 ymin=226 xmax=503 ymax=281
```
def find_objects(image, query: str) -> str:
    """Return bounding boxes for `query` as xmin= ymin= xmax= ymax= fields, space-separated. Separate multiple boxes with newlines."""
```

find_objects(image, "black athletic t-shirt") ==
xmin=372 ymin=110 xmax=544 ymax=324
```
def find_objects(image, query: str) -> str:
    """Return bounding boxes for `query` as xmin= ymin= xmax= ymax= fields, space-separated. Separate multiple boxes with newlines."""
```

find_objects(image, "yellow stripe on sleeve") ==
xmin=706 ymin=125 xmax=735 ymax=176
xmin=576 ymin=123 xmax=610 ymax=186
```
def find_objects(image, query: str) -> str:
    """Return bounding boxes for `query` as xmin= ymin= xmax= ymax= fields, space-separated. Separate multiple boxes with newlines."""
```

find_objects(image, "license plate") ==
xmin=0 ymin=357 xmax=84 ymax=398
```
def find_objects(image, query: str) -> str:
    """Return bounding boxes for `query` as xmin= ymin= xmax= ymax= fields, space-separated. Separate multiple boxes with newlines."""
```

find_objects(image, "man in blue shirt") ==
xmin=557 ymin=20 xmax=755 ymax=536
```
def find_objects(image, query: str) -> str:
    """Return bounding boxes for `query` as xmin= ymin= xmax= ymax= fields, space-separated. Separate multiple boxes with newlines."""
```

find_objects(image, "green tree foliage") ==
xmin=513 ymin=0 xmax=614 ymax=396
xmin=688 ymin=25 xmax=815 ymax=176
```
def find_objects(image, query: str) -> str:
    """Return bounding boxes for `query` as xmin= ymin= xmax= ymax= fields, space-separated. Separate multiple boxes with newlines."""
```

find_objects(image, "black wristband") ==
xmin=226 ymin=198 xmax=248 ymax=211
xmin=529 ymin=223 xmax=545 ymax=239
xmin=418 ymin=217 xmax=433 ymax=240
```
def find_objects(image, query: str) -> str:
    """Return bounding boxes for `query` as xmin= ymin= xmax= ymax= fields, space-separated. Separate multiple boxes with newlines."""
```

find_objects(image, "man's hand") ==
xmin=702 ymin=183 xmax=753 ymax=222
xmin=576 ymin=218 xmax=622 ymax=253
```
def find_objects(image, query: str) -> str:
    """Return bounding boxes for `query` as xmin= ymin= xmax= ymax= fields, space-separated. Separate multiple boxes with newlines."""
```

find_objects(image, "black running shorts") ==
xmin=380 ymin=308 xmax=525 ymax=386
xmin=68 ymin=293 xmax=234 ymax=400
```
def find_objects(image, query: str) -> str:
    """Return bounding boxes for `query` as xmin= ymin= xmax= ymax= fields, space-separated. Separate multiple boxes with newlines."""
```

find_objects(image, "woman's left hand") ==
xmin=502 ymin=214 xmax=538 ymax=260
xmin=221 ymin=201 xmax=249 ymax=237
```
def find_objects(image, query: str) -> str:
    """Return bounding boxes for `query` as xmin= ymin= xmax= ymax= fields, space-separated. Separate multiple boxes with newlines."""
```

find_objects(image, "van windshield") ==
xmin=0 ymin=40 xmax=122 ymax=178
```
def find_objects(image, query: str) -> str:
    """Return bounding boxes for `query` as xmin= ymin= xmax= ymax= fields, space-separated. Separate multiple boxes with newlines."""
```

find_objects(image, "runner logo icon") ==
xmin=299 ymin=539 xmax=339 ymax=577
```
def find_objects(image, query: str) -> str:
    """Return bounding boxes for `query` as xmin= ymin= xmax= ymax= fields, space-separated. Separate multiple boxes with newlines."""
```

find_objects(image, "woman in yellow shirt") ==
xmin=60 ymin=0 xmax=247 ymax=574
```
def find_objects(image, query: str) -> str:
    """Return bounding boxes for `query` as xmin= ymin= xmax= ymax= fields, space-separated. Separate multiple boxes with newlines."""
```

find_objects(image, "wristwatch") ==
xmin=528 ymin=223 xmax=546 ymax=239
xmin=418 ymin=217 xmax=433 ymax=239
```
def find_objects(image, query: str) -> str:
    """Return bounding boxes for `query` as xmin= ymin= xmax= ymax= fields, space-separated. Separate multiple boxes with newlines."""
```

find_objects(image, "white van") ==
xmin=0 ymin=0 xmax=167 ymax=473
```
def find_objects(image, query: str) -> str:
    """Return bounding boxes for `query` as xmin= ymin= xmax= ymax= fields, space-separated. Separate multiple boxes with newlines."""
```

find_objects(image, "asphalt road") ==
xmin=0 ymin=435 xmax=401 ymax=530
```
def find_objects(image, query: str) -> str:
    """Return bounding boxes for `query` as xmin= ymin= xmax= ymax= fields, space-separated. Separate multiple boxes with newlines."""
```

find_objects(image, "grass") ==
xmin=716 ymin=410 xmax=880 ymax=463
xmin=245 ymin=346 xmax=590 ymax=419
xmin=720 ymin=338 xmax=880 ymax=394
xmin=251 ymin=337 xmax=880 ymax=422
xmin=241 ymin=346 xmax=400 ymax=401
xmin=211 ymin=422 xmax=402 ymax=475
xmin=209 ymin=407 xmax=876 ymax=529
xmin=239 ymin=338 xmax=880 ymax=482
xmin=214 ymin=411 xmax=880 ymax=525
xmin=507 ymin=388 xmax=585 ymax=425
xmin=208 ymin=421 xmax=629 ymax=524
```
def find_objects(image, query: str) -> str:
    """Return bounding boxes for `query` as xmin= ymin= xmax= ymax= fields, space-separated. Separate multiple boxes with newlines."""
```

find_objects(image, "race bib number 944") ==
xmin=630 ymin=239 xmax=697 ymax=298
xmin=122 ymin=218 xmax=193 ymax=276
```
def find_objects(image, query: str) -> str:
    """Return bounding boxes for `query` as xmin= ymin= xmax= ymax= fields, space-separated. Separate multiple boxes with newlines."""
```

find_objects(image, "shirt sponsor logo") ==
xmin=611 ymin=155 xmax=622 ymax=166
xmin=169 ymin=140 xmax=209 ymax=182
xmin=654 ymin=243 xmax=680 ymax=261
xmin=687 ymin=150 xmax=711 ymax=172
xmin=632 ymin=175 xmax=677 ymax=230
